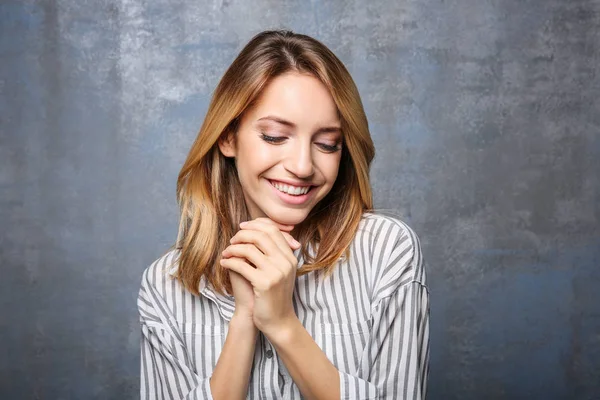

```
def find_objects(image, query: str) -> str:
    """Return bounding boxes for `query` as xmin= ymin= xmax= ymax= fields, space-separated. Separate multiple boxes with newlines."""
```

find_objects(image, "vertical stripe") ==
xmin=141 ymin=332 xmax=150 ymax=397
xmin=327 ymin=269 xmax=350 ymax=372
xmin=358 ymin=222 xmax=373 ymax=301
xmin=169 ymin=335 xmax=185 ymax=397
xmin=207 ymin=301 xmax=216 ymax=372
xmin=336 ymin=258 xmax=361 ymax=369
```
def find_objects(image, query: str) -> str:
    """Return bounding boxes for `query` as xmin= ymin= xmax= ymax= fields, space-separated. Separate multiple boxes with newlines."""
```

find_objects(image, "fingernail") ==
xmin=240 ymin=221 xmax=248 ymax=227
xmin=293 ymin=239 xmax=300 ymax=246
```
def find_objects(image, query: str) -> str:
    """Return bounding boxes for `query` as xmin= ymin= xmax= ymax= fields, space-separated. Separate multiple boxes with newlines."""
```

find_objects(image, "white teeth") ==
xmin=271 ymin=181 xmax=311 ymax=196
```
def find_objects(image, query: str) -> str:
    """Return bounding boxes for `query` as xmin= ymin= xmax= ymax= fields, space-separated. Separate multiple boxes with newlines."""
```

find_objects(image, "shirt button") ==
xmin=265 ymin=349 xmax=274 ymax=359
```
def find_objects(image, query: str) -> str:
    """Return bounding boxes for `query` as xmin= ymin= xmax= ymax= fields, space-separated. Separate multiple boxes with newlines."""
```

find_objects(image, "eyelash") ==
xmin=260 ymin=133 xmax=285 ymax=144
xmin=260 ymin=133 xmax=341 ymax=153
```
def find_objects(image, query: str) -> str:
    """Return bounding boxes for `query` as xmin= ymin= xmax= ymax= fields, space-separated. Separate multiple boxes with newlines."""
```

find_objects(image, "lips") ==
xmin=266 ymin=179 xmax=318 ymax=205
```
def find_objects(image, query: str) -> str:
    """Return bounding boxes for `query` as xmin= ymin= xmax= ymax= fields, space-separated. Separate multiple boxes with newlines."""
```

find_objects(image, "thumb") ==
xmin=281 ymin=231 xmax=301 ymax=250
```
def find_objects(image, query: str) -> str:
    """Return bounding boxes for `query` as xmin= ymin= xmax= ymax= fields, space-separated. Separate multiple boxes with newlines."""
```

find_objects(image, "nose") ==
xmin=283 ymin=142 xmax=315 ymax=178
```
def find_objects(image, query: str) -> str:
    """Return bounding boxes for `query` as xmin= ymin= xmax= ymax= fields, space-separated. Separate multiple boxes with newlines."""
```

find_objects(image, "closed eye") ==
xmin=317 ymin=143 xmax=342 ymax=153
xmin=261 ymin=133 xmax=341 ymax=153
xmin=260 ymin=133 xmax=286 ymax=144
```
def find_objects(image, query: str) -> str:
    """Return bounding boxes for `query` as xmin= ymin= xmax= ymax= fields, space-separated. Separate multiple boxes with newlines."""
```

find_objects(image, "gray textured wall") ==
xmin=1 ymin=0 xmax=599 ymax=399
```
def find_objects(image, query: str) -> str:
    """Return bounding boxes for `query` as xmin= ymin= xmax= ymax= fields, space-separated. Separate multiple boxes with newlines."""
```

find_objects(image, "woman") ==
xmin=138 ymin=30 xmax=429 ymax=400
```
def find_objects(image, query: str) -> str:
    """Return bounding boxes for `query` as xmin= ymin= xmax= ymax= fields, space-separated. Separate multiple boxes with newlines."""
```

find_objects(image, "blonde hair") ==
xmin=174 ymin=30 xmax=374 ymax=295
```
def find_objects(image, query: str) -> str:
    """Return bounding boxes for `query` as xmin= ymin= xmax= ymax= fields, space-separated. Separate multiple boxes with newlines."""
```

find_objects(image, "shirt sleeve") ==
xmin=138 ymin=268 xmax=214 ymax=400
xmin=339 ymin=221 xmax=430 ymax=400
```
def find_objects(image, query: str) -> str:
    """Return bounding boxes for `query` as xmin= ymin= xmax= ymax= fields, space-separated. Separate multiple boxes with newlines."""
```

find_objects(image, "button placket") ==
xmin=259 ymin=336 xmax=284 ymax=398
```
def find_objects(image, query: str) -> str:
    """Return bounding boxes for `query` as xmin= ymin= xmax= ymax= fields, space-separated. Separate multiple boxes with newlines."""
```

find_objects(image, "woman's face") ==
xmin=219 ymin=72 xmax=343 ymax=226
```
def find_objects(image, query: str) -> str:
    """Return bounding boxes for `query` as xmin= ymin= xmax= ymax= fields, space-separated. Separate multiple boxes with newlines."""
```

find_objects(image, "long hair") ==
xmin=174 ymin=30 xmax=375 ymax=295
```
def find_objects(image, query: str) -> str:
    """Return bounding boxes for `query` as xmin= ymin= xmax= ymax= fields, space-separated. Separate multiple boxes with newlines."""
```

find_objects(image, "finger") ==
xmin=232 ymin=229 xmax=300 ymax=253
xmin=237 ymin=227 xmax=298 ymax=269
xmin=223 ymin=243 xmax=269 ymax=270
xmin=230 ymin=230 xmax=280 ymax=256
xmin=219 ymin=257 xmax=260 ymax=285
xmin=231 ymin=229 xmax=299 ymax=271
xmin=281 ymin=232 xmax=301 ymax=250
xmin=241 ymin=217 xmax=294 ymax=232
xmin=240 ymin=219 xmax=298 ymax=254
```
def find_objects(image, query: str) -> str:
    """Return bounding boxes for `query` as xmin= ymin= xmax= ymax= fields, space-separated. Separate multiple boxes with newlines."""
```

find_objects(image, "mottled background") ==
xmin=1 ymin=0 xmax=599 ymax=399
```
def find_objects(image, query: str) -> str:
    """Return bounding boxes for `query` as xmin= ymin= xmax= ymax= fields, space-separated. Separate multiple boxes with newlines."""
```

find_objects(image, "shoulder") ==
xmin=356 ymin=212 xmax=423 ymax=266
xmin=357 ymin=212 xmax=420 ymax=242
xmin=354 ymin=212 xmax=426 ymax=298
xmin=139 ymin=248 xmax=181 ymax=294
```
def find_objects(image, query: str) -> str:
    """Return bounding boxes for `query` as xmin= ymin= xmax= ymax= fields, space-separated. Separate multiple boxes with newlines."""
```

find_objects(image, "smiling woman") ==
xmin=137 ymin=30 xmax=429 ymax=400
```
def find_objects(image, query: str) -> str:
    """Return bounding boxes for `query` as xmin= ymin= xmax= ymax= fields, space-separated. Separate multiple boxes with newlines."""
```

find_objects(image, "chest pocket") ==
xmin=311 ymin=319 xmax=371 ymax=374
xmin=177 ymin=321 xmax=227 ymax=379
xmin=175 ymin=296 xmax=228 ymax=379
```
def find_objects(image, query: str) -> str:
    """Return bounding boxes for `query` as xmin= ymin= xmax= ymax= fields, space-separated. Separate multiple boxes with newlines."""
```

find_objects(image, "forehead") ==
xmin=246 ymin=72 xmax=340 ymax=127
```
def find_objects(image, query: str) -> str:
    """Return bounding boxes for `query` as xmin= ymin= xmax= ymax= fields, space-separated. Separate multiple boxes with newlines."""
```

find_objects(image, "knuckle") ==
xmin=275 ymin=269 xmax=286 ymax=281
xmin=264 ymin=224 xmax=278 ymax=233
xmin=257 ymin=231 xmax=269 ymax=242
xmin=264 ymin=273 xmax=281 ymax=289
xmin=269 ymin=276 xmax=281 ymax=288
xmin=262 ymin=279 xmax=275 ymax=290
xmin=251 ymin=247 xmax=263 ymax=258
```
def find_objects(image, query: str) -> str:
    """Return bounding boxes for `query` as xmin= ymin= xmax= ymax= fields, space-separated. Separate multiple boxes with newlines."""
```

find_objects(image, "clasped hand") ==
xmin=219 ymin=218 xmax=300 ymax=336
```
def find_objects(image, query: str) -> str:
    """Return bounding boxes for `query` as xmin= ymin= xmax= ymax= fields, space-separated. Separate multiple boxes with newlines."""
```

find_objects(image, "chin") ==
xmin=267 ymin=209 xmax=310 ymax=226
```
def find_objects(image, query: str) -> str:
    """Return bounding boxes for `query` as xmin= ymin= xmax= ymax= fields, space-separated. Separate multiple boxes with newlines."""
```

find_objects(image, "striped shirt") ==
xmin=138 ymin=213 xmax=429 ymax=399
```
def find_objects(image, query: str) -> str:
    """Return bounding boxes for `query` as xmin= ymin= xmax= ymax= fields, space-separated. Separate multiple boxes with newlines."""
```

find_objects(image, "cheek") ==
xmin=235 ymin=145 xmax=279 ymax=186
xmin=255 ymin=145 xmax=277 ymax=161
xmin=244 ymin=136 xmax=280 ymax=160
xmin=237 ymin=142 xmax=270 ymax=168
xmin=322 ymin=154 xmax=342 ymax=181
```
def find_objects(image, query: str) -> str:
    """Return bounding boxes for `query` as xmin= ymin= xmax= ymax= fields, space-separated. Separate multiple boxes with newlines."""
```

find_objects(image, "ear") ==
xmin=217 ymin=131 xmax=236 ymax=158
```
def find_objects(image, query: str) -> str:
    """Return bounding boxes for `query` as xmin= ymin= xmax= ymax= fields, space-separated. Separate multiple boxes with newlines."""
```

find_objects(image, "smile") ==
xmin=269 ymin=180 xmax=313 ymax=196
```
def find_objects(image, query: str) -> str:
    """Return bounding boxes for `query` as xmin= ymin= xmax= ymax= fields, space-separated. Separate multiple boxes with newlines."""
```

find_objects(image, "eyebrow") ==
xmin=257 ymin=115 xmax=342 ymax=135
